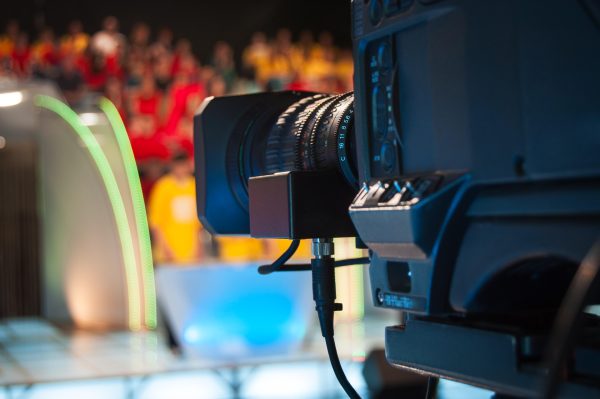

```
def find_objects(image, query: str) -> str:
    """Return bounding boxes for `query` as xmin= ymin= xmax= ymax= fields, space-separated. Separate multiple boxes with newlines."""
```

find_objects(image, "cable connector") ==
xmin=257 ymin=236 xmax=362 ymax=397
xmin=311 ymin=238 xmax=361 ymax=398
xmin=311 ymin=255 xmax=342 ymax=337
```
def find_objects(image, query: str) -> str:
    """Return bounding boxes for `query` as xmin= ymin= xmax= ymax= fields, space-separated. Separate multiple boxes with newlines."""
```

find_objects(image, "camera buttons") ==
xmin=384 ymin=0 xmax=414 ymax=15
xmin=377 ymin=42 xmax=392 ymax=69
xmin=369 ymin=0 xmax=384 ymax=25
xmin=380 ymin=141 xmax=397 ymax=172
xmin=372 ymin=86 xmax=388 ymax=139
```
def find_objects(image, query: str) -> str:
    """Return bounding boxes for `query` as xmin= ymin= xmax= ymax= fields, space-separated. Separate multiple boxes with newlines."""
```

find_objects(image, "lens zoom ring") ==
xmin=292 ymin=95 xmax=335 ymax=170
xmin=313 ymin=92 xmax=354 ymax=170
xmin=264 ymin=94 xmax=326 ymax=173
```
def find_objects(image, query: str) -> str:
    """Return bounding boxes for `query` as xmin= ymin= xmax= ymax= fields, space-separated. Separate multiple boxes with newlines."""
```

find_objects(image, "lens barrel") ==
xmin=196 ymin=90 xmax=357 ymax=234
xmin=263 ymin=92 xmax=357 ymax=187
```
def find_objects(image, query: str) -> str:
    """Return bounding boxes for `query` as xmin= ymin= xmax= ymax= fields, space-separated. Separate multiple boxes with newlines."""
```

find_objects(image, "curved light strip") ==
xmin=99 ymin=97 xmax=157 ymax=329
xmin=35 ymin=95 xmax=143 ymax=331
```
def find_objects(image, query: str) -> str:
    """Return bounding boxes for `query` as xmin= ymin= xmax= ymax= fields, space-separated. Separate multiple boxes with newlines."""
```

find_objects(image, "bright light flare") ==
xmin=0 ymin=91 xmax=23 ymax=107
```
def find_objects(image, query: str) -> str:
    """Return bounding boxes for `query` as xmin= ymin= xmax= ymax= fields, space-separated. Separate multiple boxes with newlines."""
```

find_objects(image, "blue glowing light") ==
xmin=157 ymin=264 xmax=313 ymax=359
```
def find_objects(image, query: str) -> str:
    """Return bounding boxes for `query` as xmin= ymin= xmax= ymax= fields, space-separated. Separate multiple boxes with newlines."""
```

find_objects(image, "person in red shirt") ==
xmin=11 ymin=33 xmax=31 ymax=78
xmin=55 ymin=55 xmax=85 ymax=106
xmin=129 ymin=114 xmax=170 ymax=202
xmin=170 ymin=38 xmax=193 ymax=76
xmin=153 ymin=54 xmax=173 ymax=92
xmin=149 ymin=27 xmax=173 ymax=62
xmin=104 ymin=76 xmax=127 ymax=123
xmin=168 ymin=91 xmax=203 ymax=148
xmin=164 ymin=55 xmax=205 ymax=137
xmin=128 ymin=113 xmax=157 ymax=140
xmin=130 ymin=74 xmax=164 ymax=126
xmin=133 ymin=139 xmax=170 ymax=202
xmin=32 ymin=28 xmax=59 ymax=68
xmin=0 ymin=20 xmax=20 ymax=60
xmin=84 ymin=51 xmax=109 ymax=91
xmin=105 ymin=52 xmax=124 ymax=80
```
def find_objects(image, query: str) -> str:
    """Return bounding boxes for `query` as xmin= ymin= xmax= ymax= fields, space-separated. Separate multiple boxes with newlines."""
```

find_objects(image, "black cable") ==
xmin=539 ymin=239 xmax=600 ymax=399
xmin=312 ymin=255 xmax=361 ymax=399
xmin=335 ymin=257 xmax=370 ymax=267
xmin=259 ymin=240 xmax=364 ymax=397
xmin=259 ymin=256 xmax=370 ymax=273
xmin=425 ymin=377 xmax=439 ymax=399
xmin=324 ymin=334 xmax=361 ymax=399
xmin=257 ymin=239 xmax=300 ymax=274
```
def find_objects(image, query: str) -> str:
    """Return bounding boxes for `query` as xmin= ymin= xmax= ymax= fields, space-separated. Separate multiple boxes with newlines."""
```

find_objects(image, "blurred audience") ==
xmin=0 ymin=17 xmax=353 ymax=264
xmin=60 ymin=20 xmax=89 ymax=56
xmin=55 ymin=55 xmax=85 ymax=104
xmin=0 ymin=20 xmax=20 ymax=58
xmin=90 ymin=16 xmax=125 ymax=58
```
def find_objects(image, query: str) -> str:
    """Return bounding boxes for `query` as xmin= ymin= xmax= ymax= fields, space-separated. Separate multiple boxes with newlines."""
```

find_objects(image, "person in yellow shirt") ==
xmin=216 ymin=237 xmax=312 ymax=263
xmin=60 ymin=20 xmax=89 ymax=57
xmin=242 ymin=32 xmax=270 ymax=73
xmin=265 ymin=239 xmax=312 ymax=260
xmin=216 ymin=236 xmax=265 ymax=262
xmin=0 ymin=20 xmax=20 ymax=59
xmin=148 ymin=152 xmax=202 ymax=264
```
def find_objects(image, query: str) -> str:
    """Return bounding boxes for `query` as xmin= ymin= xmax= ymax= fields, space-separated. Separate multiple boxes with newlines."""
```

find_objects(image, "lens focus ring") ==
xmin=293 ymin=95 xmax=336 ymax=170
xmin=264 ymin=94 xmax=327 ymax=173
xmin=262 ymin=91 xmax=357 ymax=188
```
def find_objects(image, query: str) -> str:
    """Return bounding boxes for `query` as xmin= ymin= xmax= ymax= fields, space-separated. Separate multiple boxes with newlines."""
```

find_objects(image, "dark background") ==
xmin=1 ymin=0 xmax=352 ymax=62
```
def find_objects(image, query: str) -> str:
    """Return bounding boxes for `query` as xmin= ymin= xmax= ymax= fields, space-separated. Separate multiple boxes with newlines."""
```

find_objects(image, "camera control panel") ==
xmin=349 ymin=172 xmax=466 ymax=260
xmin=365 ymin=36 xmax=402 ymax=179
xmin=352 ymin=176 xmax=437 ymax=209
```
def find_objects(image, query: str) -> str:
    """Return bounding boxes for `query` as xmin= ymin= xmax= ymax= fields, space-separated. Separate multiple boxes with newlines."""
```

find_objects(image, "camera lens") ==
xmin=263 ymin=92 xmax=357 ymax=187
xmin=219 ymin=91 xmax=358 ymax=215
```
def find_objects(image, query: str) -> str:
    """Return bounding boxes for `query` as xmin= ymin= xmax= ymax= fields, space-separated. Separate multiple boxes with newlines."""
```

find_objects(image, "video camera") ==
xmin=194 ymin=0 xmax=600 ymax=397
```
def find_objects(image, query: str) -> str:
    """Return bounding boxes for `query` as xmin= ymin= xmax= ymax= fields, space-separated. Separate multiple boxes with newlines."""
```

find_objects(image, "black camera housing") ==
xmin=351 ymin=0 xmax=600 ymax=318
xmin=194 ymin=91 xmax=314 ymax=235
xmin=249 ymin=171 xmax=356 ymax=239
xmin=194 ymin=0 xmax=600 ymax=395
xmin=350 ymin=0 xmax=600 ymax=395
xmin=195 ymin=90 xmax=360 ymax=238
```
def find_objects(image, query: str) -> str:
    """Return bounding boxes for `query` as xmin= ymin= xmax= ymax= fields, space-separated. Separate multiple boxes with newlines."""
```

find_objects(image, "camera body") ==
xmin=348 ymin=1 xmax=600 ymax=395
xmin=351 ymin=0 xmax=600 ymax=318
xmin=194 ymin=0 xmax=600 ymax=396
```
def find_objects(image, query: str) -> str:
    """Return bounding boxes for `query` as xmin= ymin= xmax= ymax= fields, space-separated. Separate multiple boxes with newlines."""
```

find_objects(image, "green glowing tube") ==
xmin=99 ymin=97 xmax=157 ymax=329
xmin=36 ymin=95 xmax=143 ymax=331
